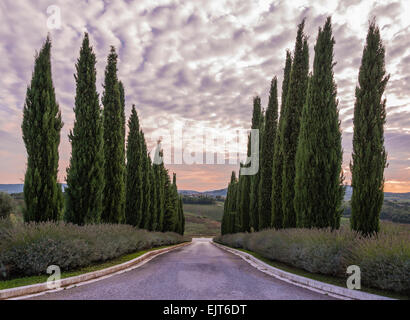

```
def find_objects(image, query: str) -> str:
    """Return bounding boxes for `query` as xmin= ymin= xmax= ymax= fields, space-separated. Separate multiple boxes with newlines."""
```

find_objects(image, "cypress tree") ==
xmin=153 ymin=145 xmax=165 ymax=231
xmin=239 ymin=173 xmax=251 ymax=232
xmin=272 ymin=51 xmax=292 ymax=229
xmin=65 ymin=33 xmax=104 ymax=225
xmin=125 ymin=105 xmax=143 ymax=226
xmin=22 ymin=36 xmax=63 ymax=222
xmin=350 ymin=20 xmax=389 ymax=235
xmin=174 ymin=173 xmax=181 ymax=233
xmin=249 ymin=96 xmax=263 ymax=231
xmin=232 ymin=179 xmax=241 ymax=233
xmin=155 ymin=146 xmax=167 ymax=232
xmin=178 ymin=197 xmax=185 ymax=235
xmin=140 ymin=134 xmax=151 ymax=229
xmin=171 ymin=173 xmax=181 ymax=233
xmin=101 ymin=46 xmax=126 ymax=223
xmin=294 ymin=17 xmax=344 ymax=229
xmin=222 ymin=171 xmax=237 ymax=234
xmin=119 ymin=81 xmax=126 ymax=144
xmin=149 ymin=164 xmax=158 ymax=231
xmin=163 ymin=171 xmax=177 ymax=232
xmin=281 ymin=20 xmax=309 ymax=228
xmin=259 ymin=77 xmax=279 ymax=229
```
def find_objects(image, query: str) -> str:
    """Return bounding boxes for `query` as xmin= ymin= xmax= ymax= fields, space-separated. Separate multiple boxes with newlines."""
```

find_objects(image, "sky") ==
xmin=0 ymin=0 xmax=409 ymax=192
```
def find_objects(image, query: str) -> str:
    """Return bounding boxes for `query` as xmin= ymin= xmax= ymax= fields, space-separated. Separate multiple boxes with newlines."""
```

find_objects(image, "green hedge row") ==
xmin=0 ymin=220 xmax=185 ymax=278
xmin=214 ymin=223 xmax=410 ymax=294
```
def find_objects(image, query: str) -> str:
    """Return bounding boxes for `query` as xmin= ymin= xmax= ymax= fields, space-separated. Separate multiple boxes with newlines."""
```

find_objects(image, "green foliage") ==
xmin=65 ymin=33 xmax=104 ymax=225
xmin=149 ymin=165 xmax=158 ymax=231
xmin=163 ymin=171 xmax=177 ymax=232
xmin=249 ymin=96 xmax=263 ymax=231
xmin=0 ymin=222 xmax=184 ymax=278
xmin=0 ymin=192 xmax=14 ymax=219
xmin=125 ymin=105 xmax=143 ymax=227
xmin=182 ymin=196 xmax=216 ymax=205
xmin=281 ymin=20 xmax=310 ymax=228
xmin=177 ymin=197 xmax=185 ymax=235
xmin=215 ymin=222 xmax=410 ymax=294
xmin=140 ymin=137 xmax=151 ymax=229
xmin=294 ymin=17 xmax=344 ymax=229
xmin=350 ymin=20 xmax=389 ymax=235
xmin=239 ymin=170 xmax=251 ymax=232
xmin=21 ymin=36 xmax=63 ymax=222
xmin=101 ymin=46 xmax=126 ymax=224
xmin=222 ymin=171 xmax=238 ymax=235
xmin=259 ymin=77 xmax=278 ymax=230
xmin=271 ymin=51 xmax=292 ymax=229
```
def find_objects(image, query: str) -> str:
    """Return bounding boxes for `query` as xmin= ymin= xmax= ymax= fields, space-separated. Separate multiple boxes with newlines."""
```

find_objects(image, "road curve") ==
xmin=27 ymin=238 xmax=335 ymax=300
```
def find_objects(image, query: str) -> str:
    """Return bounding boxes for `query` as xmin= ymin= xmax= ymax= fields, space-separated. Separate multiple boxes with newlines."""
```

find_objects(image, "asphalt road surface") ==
xmin=27 ymin=238 xmax=335 ymax=300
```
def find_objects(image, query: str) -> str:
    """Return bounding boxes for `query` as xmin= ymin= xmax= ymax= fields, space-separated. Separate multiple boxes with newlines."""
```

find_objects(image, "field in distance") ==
xmin=182 ymin=201 xmax=224 ymax=237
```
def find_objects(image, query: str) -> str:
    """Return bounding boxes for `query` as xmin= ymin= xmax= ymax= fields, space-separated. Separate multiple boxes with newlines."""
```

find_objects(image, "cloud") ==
xmin=0 ymin=0 xmax=409 ymax=191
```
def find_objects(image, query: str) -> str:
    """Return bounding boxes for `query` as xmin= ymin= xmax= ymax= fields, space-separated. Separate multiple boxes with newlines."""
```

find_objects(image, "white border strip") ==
xmin=212 ymin=241 xmax=394 ymax=300
xmin=1 ymin=241 xmax=191 ymax=300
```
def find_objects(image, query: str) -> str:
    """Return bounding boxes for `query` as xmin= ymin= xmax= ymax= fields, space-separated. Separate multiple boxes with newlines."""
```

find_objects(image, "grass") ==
xmin=183 ymin=203 xmax=224 ymax=222
xmin=184 ymin=211 xmax=221 ymax=236
xmin=233 ymin=247 xmax=408 ymax=300
xmin=0 ymin=244 xmax=177 ymax=290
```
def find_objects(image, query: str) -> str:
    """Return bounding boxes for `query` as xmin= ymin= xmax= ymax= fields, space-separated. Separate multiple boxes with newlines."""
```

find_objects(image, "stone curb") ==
xmin=212 ymin=241 xmax=394 ymax=300
xmin=0 ymin=241 xmax=191 ymax=300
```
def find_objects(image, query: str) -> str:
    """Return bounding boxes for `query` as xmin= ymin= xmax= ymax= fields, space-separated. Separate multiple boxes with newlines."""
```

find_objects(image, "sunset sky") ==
xmin=0 ymin=0 xmax=409 ymax=192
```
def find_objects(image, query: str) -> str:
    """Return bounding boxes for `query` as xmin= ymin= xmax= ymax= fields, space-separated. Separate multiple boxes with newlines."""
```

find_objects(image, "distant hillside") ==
xmin=0 ymin=184 xmax=67 ymax=194
xmin=344 ymin=185 xmax=352 ymax=201
xmin=202 ymin=188 xmax=227 ymax=197
xmin=178 ymin=188 xmax=227 ymax=198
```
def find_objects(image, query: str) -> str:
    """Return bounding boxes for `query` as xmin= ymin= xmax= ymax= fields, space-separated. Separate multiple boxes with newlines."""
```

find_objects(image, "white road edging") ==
xmin=0 ymin=241 xmax=191 ymax=300
xmin=212 ymin=241 xmax=394 ymax=300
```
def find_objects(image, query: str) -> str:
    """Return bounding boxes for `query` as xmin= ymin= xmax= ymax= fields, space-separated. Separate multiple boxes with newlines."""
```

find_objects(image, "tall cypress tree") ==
xmin=101 ymin=46 xmax=125 ymax=223
xmin=153 ymin=144 xmax=165 ymax=231
xmin=163 ymin=171 xmax=177 ymax=232
xmin=294 ymin=17 xmax=344 ymax=229
xmin=149 ymin=164 xmax=158 ymax=231
xmin=22 ymin=36 xmax=63 ymax=222
xmin=350 ymin=20 xmax=389 ymax=235
xmin=119 ymin=81 xmax=126 ymax=143
xmin=125 ymin=105 xmax=143 ymax=226
xmin=140 ymin=134 xmax=151 ymax=229
xmin=234 ymin=173 xmax=242 ymax=233
xmin=178 ymin=197 xmax=185 ymax=235
xmin=222 ymin=171 xmax=237 ymax=235
xmin=239 ymin=138 xmax=252 ymax=232
xmin=272 ymin=51 xmax=292 ymax=229
xmin=249 ymin=96 xmax=263 ymax=231
xmin=259 ymin=77 xmax=279 ymax=229
xmin=281 ymin=20 xmax=309 ymax=228
xmin=65 ymin=33 xmax=104 ymax=225
xmin=171 ymin=173 xmax=181 ymax=233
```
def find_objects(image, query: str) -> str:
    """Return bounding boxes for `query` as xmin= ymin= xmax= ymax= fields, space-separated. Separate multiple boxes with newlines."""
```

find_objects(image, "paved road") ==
xmin=28 ymin=238 xmax=335 ymax=300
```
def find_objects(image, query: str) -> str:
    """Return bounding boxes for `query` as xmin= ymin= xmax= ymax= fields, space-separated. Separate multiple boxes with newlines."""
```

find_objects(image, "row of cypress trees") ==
xmin=126 ymin=107 xmax=185 ymax=233
xmin=21 ymin=33 xmax=184 ymax=234
xmin=222 ymin=17 xmax=388 ymax=236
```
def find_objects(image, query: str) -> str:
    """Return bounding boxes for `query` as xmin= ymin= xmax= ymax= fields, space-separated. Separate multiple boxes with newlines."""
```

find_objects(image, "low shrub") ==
xmin=0 ymin=221 xmax=185 ymax=278
xmin=0 ymin=192 xmax=14 ymax=219
xmin=214 ymin=222 xmax=410 ymax=294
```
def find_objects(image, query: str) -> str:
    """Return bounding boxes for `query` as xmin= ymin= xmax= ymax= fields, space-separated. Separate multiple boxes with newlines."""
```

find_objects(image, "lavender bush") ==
xmin=214 ymin=222 xmax=410 ymax=293
xmin=0 ymin=220 xmax=185 ymax=277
